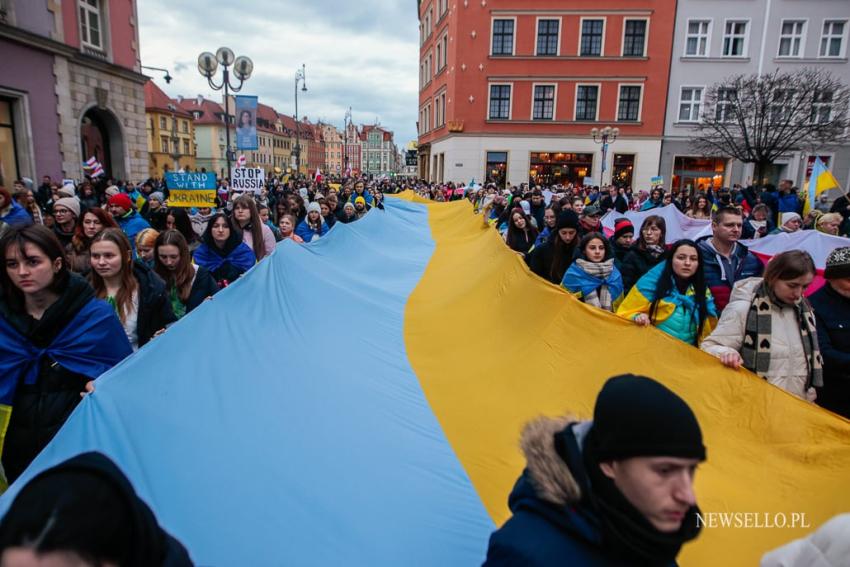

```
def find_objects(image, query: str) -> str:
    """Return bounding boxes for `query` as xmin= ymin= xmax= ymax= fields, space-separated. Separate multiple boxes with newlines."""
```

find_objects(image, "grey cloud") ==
xmin=139 ymin=0 xmax=418 ymax=144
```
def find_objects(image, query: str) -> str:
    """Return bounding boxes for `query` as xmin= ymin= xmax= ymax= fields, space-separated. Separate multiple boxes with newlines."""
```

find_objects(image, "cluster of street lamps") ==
xmin=591 ymin=126 xmax=620 ymax=184
xmin=197 ymin=47 xmax=254 ymax=180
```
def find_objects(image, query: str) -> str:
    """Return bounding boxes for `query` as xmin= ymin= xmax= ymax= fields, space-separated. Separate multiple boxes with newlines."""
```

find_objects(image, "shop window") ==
xmin=529 ymin=152 xmax=594 ymax=186
xmin=486 ymin=151 xmax=508 ymax=188
xmin=613 ymin=154 xmax=635 ymax=187
xmin=672 ymin=156 xmax=727 ymax=193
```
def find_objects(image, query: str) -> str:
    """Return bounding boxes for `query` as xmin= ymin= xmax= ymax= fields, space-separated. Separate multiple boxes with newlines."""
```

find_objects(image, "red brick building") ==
xmin=417 ymin=0 xmax=677 ymax=188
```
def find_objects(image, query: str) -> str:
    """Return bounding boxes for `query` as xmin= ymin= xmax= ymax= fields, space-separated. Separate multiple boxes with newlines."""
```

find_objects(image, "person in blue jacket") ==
xmin=484 ymin=375 xmax=707 ymax=566
xmin=0 ymin=225 xmax=131 ymax=485
xmin=0 ymin=187 xmax=33 ymax=236
xmin=296 ymin=202 xmax=330 ymax=242
xmin=107 ymin=192 xmax=150 ymax=254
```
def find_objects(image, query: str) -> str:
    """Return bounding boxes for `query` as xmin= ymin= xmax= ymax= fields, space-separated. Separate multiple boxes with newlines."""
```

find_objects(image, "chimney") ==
xmin=177 ymin=95 xmax=183 ymax=103
xmin=197 ymin=95 xmax=203 ymax=106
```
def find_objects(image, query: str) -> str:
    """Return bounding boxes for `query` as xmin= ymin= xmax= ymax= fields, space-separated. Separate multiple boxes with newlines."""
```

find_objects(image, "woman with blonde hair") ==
xmin=816 ymin=212 xmax=843 ymax=236
xmin=134 ymin=227 xmax=160 ymax=269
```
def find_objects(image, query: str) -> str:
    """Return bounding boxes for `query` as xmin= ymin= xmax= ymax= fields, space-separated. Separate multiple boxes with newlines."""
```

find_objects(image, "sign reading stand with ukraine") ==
xmin=165 ymin=172 xmax=217 ymax=207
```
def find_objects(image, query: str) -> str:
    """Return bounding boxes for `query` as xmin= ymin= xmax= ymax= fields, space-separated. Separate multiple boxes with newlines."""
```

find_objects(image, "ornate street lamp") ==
xmin=591 ymin=126 xmax=619 ymax=184
xmin=294 ymin=64 xmax=307 ymax=175
xmin=197 ymin=47 xmax=253 ymax=180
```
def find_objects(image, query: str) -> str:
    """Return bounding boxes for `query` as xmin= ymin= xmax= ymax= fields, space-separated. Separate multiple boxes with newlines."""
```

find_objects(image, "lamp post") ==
xmin=294 ymin=64 xmax=307 ymax=176
xmin=590 ymin=126 xmax=619 ymax=184
xmin=197 ymin=47 xmax=253 ymax=181
xmin=343 ymin=106 xmax=352 ymax=177
xmin=167 ymin=103 xmax=180 ymax=172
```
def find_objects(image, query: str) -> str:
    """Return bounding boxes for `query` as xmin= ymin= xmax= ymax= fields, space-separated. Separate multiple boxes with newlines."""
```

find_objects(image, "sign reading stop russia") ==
xmin=232 ymin=167 xmax=265 ymax=193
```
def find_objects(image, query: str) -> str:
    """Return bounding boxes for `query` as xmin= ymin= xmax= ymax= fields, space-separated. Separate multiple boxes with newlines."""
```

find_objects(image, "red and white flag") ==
xmin=315 ymin=167 xmax=323 ymax=183
xmin=236 ymin=155 xmax=247 ymax=168
xmin=83 ymin=156 xmax=104 ymax=178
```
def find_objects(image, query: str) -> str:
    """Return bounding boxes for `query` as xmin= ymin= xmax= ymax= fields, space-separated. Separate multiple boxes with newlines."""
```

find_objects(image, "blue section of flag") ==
xmin=0 ymin=199 xmax=494 ymax=565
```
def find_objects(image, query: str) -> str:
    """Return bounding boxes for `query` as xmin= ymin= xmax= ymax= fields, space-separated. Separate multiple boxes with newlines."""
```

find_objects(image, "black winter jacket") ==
xmin=620 ymin=245 xmax=665 ymax=293
xmin=809 ymin=283 xmax=850 ymax=419
xmin=0 ymin=275 xmax=97 ymax=482
xmin=185 ymin=265 xmax=219 ymax=314
xmin=132 ymin=261 xmax=177 ymax=347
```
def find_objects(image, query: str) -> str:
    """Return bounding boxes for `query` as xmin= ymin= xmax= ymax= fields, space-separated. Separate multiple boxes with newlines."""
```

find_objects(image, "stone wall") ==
xmin=55 ymin=58 xmax=147 ymax=181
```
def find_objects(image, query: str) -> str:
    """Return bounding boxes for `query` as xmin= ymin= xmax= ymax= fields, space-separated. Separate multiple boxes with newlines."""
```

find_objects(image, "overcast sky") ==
xmin=138 ymin=0 xmax=419 ymax=146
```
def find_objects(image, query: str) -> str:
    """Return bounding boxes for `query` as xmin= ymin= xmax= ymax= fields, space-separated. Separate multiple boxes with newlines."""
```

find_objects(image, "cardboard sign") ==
xmin=650 ymin=176 xmax=664 ymax=187
xmin=165 ymin=172 xmax=217 ymax=208
xmin=231 ymin=167 xmax=265 ymax=193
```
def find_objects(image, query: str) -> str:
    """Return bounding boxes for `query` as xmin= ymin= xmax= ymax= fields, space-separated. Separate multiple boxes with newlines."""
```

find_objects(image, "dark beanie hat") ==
xmin=824 ymin=246 xmax=850 ymax=280
xmin=556 ymin=210 xmax=580 ymax=230
xmin=591 ymin=374 xmax=706 ymax=462
xmin=613 ymin=218 xmax=634 ymax=240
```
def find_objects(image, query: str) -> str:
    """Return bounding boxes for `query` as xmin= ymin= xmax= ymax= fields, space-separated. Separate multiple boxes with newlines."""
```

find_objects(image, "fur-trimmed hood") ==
xmin=519 ymin=416 xmax=589 ymax=507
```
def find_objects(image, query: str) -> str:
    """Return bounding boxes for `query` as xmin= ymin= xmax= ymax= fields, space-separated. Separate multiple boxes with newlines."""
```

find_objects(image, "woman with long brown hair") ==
xmin=153 ymin=229 xmax=218 ymax=320
xmin=701 ymin=250 xmax=821 ymax=401
xmin=66 ymin=207 xmax=117 ymax=275
xmin=232 ymin=195 xmax=275 ymax=261
xmin=89 ymin=228 xmax=175 ymax=350
xmin=0 ymin=225 xmax=130 ymax=483
xmin=621 ymin=215 xmax=667 ymax=293
xmin=687 ymin=193 xmax=712 ymax=220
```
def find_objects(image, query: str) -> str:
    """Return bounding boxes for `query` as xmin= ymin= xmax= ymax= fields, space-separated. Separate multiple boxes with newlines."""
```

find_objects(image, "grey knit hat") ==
xmin=824 ymin=246 xmax=850 ymax=280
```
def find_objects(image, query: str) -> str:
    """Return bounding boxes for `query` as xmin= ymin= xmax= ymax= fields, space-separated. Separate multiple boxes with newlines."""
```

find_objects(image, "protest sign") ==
xmin=165 ymin=172 xmax=217 ymax=207
xmin=232 ymin=167 xmax=265 ymax=193
xmin=650 ymin=176 xmax=664 ymax=187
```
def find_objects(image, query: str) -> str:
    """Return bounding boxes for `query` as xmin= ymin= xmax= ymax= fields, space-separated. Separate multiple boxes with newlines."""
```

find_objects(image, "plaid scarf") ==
xmin=741 ymin=282 xmax=823 ymax=389
xmin=575 ymin=259 xmax=616 ymax=311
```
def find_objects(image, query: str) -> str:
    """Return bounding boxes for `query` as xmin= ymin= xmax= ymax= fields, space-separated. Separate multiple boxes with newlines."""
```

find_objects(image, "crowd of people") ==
xmin=0 ymin=172 xmax=849 ymax=565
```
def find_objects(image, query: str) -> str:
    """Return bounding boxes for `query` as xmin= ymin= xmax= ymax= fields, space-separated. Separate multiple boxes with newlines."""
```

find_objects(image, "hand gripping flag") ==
xmin=1 ymin=194 xmax=849 ymax=565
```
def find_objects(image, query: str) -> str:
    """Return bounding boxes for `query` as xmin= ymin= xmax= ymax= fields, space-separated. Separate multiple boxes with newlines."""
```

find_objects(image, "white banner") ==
xmin=231 ymin=167 xmax=265 ymax=193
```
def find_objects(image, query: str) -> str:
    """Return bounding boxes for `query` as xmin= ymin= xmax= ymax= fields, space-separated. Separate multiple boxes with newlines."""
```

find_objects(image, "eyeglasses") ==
xmin=54 ymin=208 xmax=71 ymax=216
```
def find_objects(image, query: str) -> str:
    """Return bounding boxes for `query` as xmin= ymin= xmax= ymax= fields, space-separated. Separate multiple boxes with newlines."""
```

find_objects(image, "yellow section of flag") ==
xmin=803 ymin=157 xmax=841 ymax=216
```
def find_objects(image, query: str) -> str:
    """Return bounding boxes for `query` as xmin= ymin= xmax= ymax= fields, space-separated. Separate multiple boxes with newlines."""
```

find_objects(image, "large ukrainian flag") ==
xmin=1 ymin=194 xmax=848 ymax=565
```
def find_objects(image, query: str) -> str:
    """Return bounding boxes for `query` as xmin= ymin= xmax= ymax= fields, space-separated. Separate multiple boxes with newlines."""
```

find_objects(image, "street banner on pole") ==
xmin=235 ymin=95 xmax=258 ymax=151
xmin=232 ymin=167 xmax=265 ymax=193
xmin=165 ymin=172 xmax=217 ymax=207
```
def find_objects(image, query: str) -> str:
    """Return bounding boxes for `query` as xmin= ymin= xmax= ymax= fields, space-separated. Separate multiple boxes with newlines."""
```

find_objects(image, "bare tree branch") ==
xmin=689 ymin=68 xmax=850 ymax=184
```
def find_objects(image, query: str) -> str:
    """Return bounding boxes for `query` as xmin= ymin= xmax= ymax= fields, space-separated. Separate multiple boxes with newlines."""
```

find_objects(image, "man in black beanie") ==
xmin=484 ymin=375 xmax=706 ymax=566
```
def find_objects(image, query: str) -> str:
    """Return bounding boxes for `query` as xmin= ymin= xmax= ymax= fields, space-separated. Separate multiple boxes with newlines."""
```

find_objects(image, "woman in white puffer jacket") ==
xmin=700 ymin=250 xmax=822 ymax=401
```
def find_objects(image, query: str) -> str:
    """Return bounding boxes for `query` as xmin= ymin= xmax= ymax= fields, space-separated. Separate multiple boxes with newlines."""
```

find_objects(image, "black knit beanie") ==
xmin=825 ymin=246 xmax=850 ymax=280
xmin=591 ymin=374 xmax=706 ymax=462
xmin=556 ymin=210 xmax=580 ymax=231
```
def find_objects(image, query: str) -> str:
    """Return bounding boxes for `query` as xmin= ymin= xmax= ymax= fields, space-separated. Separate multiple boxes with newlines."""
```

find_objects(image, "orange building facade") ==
xmin=417 ymin=0 xmax=677 ymax=188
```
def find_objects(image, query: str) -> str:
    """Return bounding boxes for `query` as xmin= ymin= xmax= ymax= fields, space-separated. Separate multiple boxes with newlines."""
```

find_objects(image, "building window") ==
xmin=0 ymin=99 xmax=19 ymax=186
xmin=715 ymin=88 xmax=737 ymax=122
xmin=613 ymin=154 xmax=635 ymax=187
xmin=778 ymin=20 xmax=805 ymax=57
xmin=623 ymin=19 xmax=647 ymax=57
xmin=183 ymin=139 xmax=190 ymax=155
xmin=159 ymin=116 xmax=166 ymax=129
xmin=685 ymin=20 xmax=711 ymax=56
xmin=580 ymin=19 xmax=604 ymax=56
xmin=438 ymin=34 xmax=448 ymax=70
xmin=78 ymin=0 xmax=103 ymax=50
xmin=811 ymin=90 xmax=833 ymax=124
xmin=722 ymin=20 xmax=748 ymax=57
xmin=489 ymin=85 xmax=511 ymax=120
xmin=160 ymin=136 xmax=169 ymax=153
xmin=529 ymin=152 xmax=594 ymax=186
xmin=532 ymin=85 xmax=555 ymax=120
xmin=770 ymin=89 xmax=795 ymax=124
xmin=678 ymin=87 xmax=703 ymax=122
xmin=575 ymin=85 xmax=598 ymax=121
xmin=492 ymin=19 xmax=514 ymax=55
xmin=820 ymin=20 xmax=847 ymax=57
xmin=486 ymin=151 xmax=508 ymax=188
xmin=617 ymin=86 xmax=641 ymax=121
xmin=182 ymin=121 xmax=189 ymax=133
xmin=537 ymin=19 xmax=559 ymax=56
xmin=672 ymin=156 xmax=727 ymax=193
